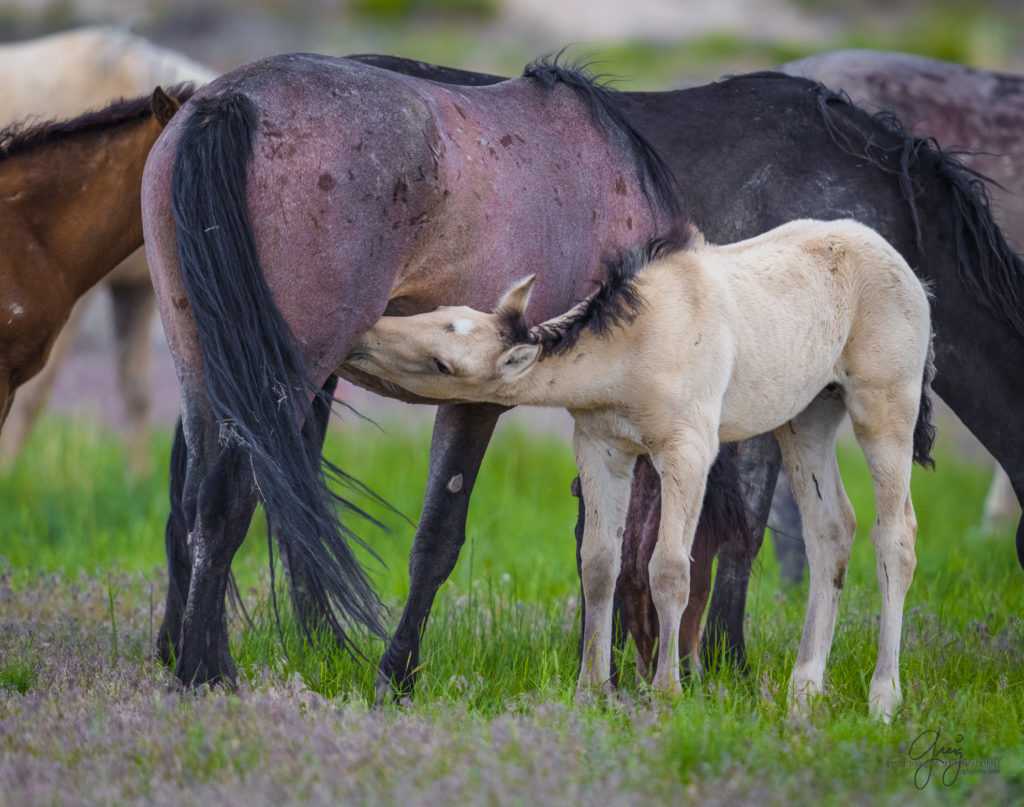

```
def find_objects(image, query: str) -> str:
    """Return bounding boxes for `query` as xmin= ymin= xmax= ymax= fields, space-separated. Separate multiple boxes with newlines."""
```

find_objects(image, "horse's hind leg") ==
xmin=376 ymin=402 xmax=507 ymax=701
xmin=157 ymin=419 xmax=189 ymax=666
xmin=110 ymin=274 xmax=156 ymax=476
xmin=776 ymin=393 xmax=855 ymax=713
xmin=175 ymin=439 xmax=258 ymax=687
xmin=847 ymin=385 xmax=919 ymax=720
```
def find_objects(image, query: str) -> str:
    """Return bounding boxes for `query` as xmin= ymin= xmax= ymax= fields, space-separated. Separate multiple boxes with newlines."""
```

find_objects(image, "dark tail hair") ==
xmin=170 ymin=91 xmax=386 ymax=654
xmin=803 ymin=77 xmax=1024 ymax=343
xmin=914 ymin=340 xmax=937 ymax=469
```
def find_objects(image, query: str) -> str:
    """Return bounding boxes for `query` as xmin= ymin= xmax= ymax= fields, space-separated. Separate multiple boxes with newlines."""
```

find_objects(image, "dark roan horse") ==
xmin=143 ymin=52 xmax=1024 ymax=693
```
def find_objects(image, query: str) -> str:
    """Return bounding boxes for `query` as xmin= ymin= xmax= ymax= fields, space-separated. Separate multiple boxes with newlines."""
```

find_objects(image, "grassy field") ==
xmin=1 ymin=412 xmax=1022 ymax=805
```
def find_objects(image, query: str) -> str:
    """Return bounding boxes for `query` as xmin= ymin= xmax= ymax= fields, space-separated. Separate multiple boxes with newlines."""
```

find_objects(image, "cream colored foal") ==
xmin=347 ymin=218 xmax=934 ymax=719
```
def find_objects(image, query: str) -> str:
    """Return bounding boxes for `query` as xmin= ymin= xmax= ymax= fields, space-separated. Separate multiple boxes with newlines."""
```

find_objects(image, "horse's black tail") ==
xmin=914 ymin=338 xmax=937 ymax=470
xmin=170 ymin=91 xmax=386 ymax=654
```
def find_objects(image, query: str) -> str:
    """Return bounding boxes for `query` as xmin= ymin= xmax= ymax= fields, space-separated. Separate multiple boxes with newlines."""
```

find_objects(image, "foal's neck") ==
xmin=505 ymin=313 xmax=643 ymax=411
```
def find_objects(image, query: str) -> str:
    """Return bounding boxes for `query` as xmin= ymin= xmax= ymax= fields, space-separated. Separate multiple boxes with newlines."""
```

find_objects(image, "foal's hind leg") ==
xmin=776 ymin=393 xmax=856 ymax=713
xmin=847 ymin=386 xmax=919 ymax=720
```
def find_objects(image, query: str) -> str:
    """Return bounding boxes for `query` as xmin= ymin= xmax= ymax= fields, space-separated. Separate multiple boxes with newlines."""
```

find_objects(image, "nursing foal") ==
xmin=347 ymin=218 xmax=935 ymax=718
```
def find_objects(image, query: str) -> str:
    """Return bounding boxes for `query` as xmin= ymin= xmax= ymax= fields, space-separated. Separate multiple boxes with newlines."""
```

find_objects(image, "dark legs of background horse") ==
xmin=768 ymin=469 xmax=807 ymax=585
xmin=375 ymin=402 xmax=508 ymax=700
xmin=701 ymin=433 xmax=781 ymax=672
xmin=110 ymin=279 xmax=156 ymax=475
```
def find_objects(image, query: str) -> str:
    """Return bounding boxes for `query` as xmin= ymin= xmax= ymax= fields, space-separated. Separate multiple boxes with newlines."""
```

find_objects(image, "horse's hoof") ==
xmin=174 ymin=658 xmax=237 ymax=692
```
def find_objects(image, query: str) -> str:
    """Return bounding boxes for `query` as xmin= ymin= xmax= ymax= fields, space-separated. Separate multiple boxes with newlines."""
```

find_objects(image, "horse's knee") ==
xmin=581 ymin=547 xmax=617 ymax=605
xmin=649 ymin=545 xmax=690 ymax=612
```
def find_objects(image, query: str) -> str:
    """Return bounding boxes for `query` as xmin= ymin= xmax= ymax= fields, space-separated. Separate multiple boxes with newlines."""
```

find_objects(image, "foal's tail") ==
xmin=170 ymin=91 xmax=386 ymax=653
xmin=913 ymin=338 xmax=937 ymax=470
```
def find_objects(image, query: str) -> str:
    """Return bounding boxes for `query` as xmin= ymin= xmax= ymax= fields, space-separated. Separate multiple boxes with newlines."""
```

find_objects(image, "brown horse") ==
xmin=0 ymin=86 xmax=189 ymax=427
xmin=0 ymin=28 xmax=214 ymax=471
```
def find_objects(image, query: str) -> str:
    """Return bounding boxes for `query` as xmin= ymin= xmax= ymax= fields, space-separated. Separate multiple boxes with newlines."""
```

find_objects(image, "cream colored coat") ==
xmin=349 ymin=218 xmax=933 ymax=718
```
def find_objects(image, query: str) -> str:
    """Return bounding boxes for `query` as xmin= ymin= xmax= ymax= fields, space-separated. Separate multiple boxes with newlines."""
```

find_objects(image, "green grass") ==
xmin=1 ymin=413 xmax=1022 ymax=803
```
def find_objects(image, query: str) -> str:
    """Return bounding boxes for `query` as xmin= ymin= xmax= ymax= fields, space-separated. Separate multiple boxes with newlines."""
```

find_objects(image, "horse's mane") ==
xmin=0 ymin=82 xmax=196 ymax=161
xmin=723 ymin=71 xmax=1024 ymax=344
xmin=500 ymin=230 xmax=690 ymax=356
xmin=523 ymin=54 xmax=681 ymax=222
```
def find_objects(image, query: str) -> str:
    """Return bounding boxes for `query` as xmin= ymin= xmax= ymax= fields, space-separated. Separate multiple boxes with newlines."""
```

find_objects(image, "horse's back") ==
xmin=783 ymin=49 xmax=1024 ymax=248
xmin=146 ymin=52 xmax=672 ymax=374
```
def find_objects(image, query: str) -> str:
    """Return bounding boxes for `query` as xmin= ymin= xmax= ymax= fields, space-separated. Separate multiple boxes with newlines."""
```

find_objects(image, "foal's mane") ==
xmin=500 ymin=232 xmax=689 ymax=356
xmin=0 ymin=82 xmax=196 ymax=161
xmin=523 ymin=54 xmax=681 ymax=221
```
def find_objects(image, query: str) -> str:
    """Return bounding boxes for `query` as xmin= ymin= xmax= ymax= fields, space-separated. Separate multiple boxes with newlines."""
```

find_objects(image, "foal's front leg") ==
xmin=573 ymin=426 xmax=636 ymax=695
xmin=649 ymin=429 xmax=717 ymax=694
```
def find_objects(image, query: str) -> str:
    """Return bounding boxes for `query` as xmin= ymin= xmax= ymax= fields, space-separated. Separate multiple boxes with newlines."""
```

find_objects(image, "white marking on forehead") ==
xmin=452 ymin=317 xmax=476 ymax=335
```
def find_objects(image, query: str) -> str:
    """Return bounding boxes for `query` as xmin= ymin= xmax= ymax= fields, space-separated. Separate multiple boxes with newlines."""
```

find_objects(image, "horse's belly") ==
xmin=572 ymin=409 xmax=648 ymax=456
xmin=717 ymin=365 xmax=842 ymax=442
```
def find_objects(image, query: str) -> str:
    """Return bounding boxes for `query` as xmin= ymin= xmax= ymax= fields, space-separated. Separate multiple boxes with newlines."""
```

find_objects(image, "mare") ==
xmin=348 ymin=217 xmax=935 ymax=717
xmin=143 ymin=53 xmax=1024 ymax=695
xmin=0 ymin=86 xmax=189 ymax=431
xmin=0 ymin=27 xmax=215 ymax=471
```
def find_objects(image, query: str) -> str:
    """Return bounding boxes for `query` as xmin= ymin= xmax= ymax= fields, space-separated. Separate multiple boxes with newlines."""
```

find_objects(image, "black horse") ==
xmin=349 ymin=53 xmax=1024 ymax=676
xmin=149 ymin=53 xmax=1023 ymax=692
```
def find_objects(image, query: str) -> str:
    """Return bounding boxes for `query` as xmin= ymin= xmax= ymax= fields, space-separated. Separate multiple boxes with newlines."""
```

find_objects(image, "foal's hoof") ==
xmin=868 ymin=683 xmax=902 ymax=724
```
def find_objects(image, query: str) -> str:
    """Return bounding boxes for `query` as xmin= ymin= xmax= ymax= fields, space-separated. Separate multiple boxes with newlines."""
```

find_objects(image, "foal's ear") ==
xmin=151 ymin=86 xmax=181 ymax=127
xmin=495 ymin=275 xmax=536 ymax=316
xmin=496 ymin=343 xmax=541 ymax=380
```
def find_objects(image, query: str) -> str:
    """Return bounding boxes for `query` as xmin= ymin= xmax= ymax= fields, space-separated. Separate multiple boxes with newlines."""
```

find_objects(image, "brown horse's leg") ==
xmin=376 ymin=402 xmax=507 ymax=701
xmin=0 ymin=292 xmax=92 ymax=464
xmin=110 ymin=273 xmax=156 ymax=476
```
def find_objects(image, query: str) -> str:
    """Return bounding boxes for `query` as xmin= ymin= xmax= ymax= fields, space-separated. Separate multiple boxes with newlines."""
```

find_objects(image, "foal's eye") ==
xmin=433 ymin=358 xmax=452 ymax=375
